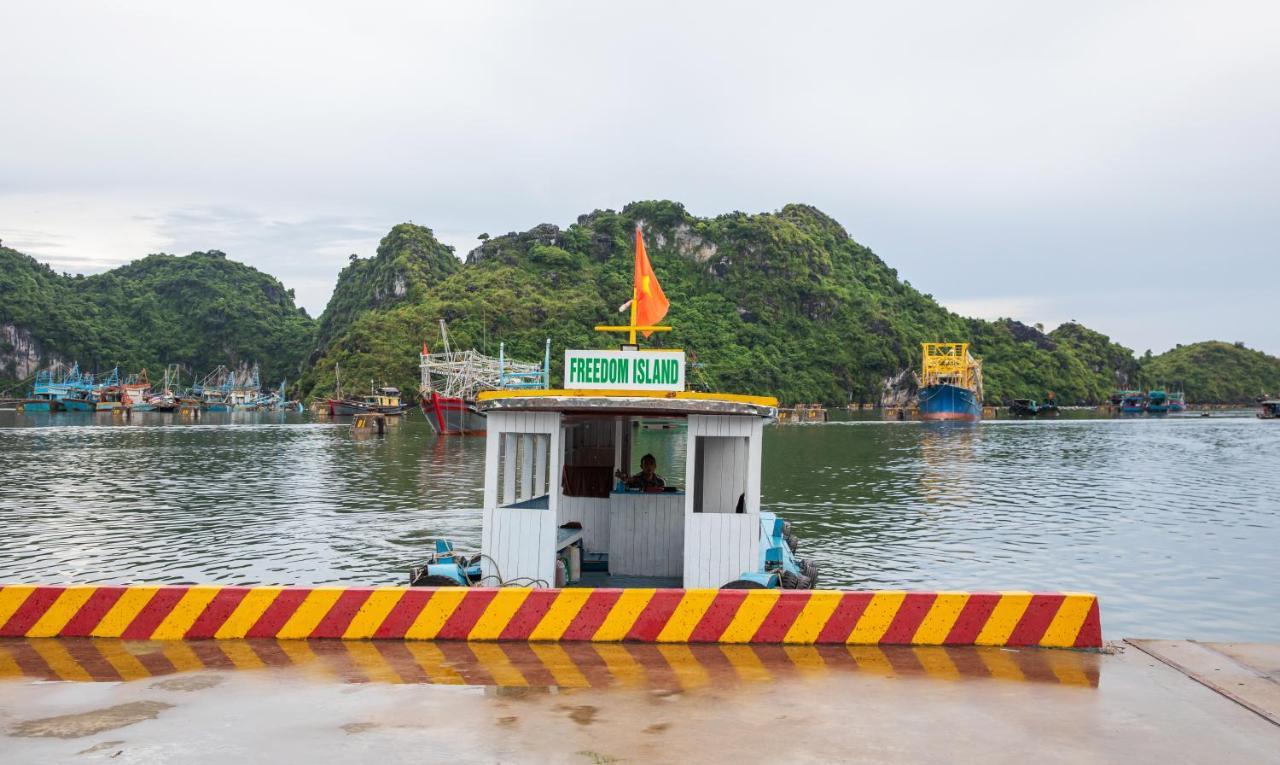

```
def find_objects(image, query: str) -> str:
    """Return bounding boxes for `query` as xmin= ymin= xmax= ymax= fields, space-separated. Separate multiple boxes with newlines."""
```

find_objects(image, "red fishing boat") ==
xmin=418 ymin=320 xmax=549 ymax=435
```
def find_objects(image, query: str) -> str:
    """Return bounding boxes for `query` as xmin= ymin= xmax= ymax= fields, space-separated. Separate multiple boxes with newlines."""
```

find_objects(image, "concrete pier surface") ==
xmin=1 ymin=639 xmax=1278 ymax=764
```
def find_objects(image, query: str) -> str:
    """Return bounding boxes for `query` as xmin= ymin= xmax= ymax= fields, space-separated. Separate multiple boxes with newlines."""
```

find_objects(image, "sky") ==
xmin=1 ymin=2 xmax=1277 ymax=355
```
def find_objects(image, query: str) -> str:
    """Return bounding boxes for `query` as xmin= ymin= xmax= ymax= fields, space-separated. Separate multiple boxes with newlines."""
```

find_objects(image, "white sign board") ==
xmin=564 ymin=349 xmax=685 ymax=392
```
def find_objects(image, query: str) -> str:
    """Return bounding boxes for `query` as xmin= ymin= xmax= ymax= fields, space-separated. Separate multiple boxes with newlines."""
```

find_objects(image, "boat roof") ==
xmin=476 ymin=389 xmax=778 ymax=418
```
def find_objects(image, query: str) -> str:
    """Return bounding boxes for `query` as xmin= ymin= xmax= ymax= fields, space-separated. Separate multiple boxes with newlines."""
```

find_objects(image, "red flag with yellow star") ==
xmin=632 ymin=227 xmax=668 ymax=337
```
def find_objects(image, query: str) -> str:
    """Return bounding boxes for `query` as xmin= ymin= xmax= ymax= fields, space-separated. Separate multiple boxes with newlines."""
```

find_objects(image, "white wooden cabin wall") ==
xmin=607 ymin=494 xmax=684 ymax=577
xmin=699 ymin=436 xmax=748 ymax=513
xmin=481 ymin=505 xmax=557 ymax=585
xmin=683 ymin=513 xmax=760 ymax=588
xmin=684 ymin=415 xmax=762 ymax=514
xmin=480 ymin=410 xmax=562 ymax=585
xmin=682 ymin=415 xmax=764 ymax=588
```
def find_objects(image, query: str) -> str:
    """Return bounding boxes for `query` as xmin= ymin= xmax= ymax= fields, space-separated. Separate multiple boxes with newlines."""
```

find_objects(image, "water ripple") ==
xmin=1 ymin=410 xmax=1278 ymax=640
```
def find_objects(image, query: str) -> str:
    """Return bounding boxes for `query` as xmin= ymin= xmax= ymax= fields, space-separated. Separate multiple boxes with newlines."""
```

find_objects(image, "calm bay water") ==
xmin=1 ymin=409 xmax=1276 ymax=640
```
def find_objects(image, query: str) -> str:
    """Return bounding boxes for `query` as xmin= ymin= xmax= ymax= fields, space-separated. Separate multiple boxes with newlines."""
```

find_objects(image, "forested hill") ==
xmin=295 ymin=201 xmax=1147 ymax=405
xmin=7 ymin=204 xmax=1270 ymax=406
xmin=1144 ymin=341 xmax=1280 ymax=403
xmin=0 ymin=246 xmax=313 ymax=391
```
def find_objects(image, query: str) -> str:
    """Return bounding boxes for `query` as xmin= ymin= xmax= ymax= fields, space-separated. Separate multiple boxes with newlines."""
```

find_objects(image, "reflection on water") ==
xmin=0 ymin=638 xmax=1098 ymax=688
xmin=1 ymin=410 xmax=1278 ymax=640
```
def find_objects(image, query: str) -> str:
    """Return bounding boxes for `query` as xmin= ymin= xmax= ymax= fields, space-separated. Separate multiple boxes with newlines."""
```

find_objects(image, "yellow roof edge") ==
xmin=477 ymin=389 xmax=779 ymax=407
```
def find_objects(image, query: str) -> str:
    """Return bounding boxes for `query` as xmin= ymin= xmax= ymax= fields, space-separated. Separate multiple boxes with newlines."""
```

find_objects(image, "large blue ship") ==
xmin=917 ymin=343 xmax=983 ymax=422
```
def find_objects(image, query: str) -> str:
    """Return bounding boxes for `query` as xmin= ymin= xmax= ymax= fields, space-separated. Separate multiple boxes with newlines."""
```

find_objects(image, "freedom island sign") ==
xmin=564 ymin=349 xmax=685 ymax=392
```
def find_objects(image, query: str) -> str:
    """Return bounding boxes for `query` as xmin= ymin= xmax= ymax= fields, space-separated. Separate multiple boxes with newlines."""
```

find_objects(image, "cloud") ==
xmin=0 ymin=1 xmax=1277 ymax=353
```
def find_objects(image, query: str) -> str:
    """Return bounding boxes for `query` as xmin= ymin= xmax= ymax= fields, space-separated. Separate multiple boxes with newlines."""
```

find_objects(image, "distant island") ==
xmin=3 ymin=201 xmax=1278 ymax=405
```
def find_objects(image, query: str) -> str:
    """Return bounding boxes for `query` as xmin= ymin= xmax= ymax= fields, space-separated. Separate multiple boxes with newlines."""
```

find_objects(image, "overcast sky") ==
xmin=2 ymin=2 xmax=1277 ymax=354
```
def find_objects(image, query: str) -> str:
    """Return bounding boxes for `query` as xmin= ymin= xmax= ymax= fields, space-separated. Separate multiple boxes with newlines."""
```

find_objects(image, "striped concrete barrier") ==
xmin=0 ymin=639 xmax=1100 ymax=687
xmin=0 ymin=585 xmax=1102 ymax=648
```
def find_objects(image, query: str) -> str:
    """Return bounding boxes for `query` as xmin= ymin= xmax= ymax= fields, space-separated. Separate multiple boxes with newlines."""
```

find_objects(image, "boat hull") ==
xmin=22 ymin=400 xmax=53 ymax=412
xmin=61 ymin=398 xmax=95 ymax=412
xmin=918 ymin=383 xmax=981 ymax=421
xmin=421 ymin=392 xmax=487 ymax=434
xmin=329 ymin=398 xmax=409 ymax=417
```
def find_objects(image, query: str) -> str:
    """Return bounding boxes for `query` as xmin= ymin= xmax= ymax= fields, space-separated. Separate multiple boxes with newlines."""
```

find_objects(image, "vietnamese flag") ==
xmin=633 ymin=226 xmax=669 ymax=337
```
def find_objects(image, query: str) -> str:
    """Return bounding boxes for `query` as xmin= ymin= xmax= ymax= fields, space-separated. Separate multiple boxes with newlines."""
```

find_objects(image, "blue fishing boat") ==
xmin=60 ymin=396 xmax=95 ymax=412
xmin=1146 ymin=389 xmax=1169 ymax=414
xmin=1119 ymin=390 xmax=1145 ymax=414
xmin=56 ymin=367 xmax=98 ymax=412
xmin=1168 ymin=389 xmax=1186 ymax=413
xmin=25 ymin=363 xmax=87 ymax=411
xmin=917 ymin=343 xmax=983 ymax=421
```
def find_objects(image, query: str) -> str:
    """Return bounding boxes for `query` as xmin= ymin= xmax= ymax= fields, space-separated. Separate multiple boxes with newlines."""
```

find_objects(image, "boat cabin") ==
xmin=474 ymin=348 xmax=777 ymax=589
xmin=364 ymin=386 xmax=402 ymax=408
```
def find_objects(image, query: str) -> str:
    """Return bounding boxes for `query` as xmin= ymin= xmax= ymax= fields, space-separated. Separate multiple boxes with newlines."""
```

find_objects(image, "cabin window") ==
xmin=560 ymin=419 xmax=624 ymax=498
xmin=498 ymin=432 xmax=552 ymax=508
xmin=691 ymin=435 xmax=749 ymax=513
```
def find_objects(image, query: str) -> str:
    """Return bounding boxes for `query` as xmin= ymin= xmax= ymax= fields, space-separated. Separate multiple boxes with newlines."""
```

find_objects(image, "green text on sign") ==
xmin=563 ymin=350 xmax=686 ymax=392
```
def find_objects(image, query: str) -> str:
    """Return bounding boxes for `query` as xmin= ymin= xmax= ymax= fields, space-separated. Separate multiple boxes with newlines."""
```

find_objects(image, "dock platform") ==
xmin=2 ymin=638 xmax=1277 ymax=763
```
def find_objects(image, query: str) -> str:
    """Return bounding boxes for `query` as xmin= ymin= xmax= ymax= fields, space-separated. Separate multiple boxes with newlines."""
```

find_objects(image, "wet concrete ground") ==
xmin=1 ymin=639 xmax=1277 ymax=764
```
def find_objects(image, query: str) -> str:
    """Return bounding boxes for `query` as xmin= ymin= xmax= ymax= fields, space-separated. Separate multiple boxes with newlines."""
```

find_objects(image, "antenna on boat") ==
xmin=439 ymin=318 xmax=452 ymax=355
xmin=594 ymin=225 xmax=671 ymax=346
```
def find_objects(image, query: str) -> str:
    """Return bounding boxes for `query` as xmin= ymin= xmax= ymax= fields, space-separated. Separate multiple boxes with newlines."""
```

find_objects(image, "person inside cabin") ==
xmin=616 ymin=453 xmax=665 ymax=492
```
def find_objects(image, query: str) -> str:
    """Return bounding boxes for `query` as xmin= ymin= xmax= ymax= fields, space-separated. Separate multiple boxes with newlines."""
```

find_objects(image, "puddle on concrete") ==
xmin=9 ymin=701 xmax=172 ymax=739
xmin=76 ymin=739 xmax=124 ymax=755
xmin=564 ymin=704 xmax=599 ymax=725
xmin=150 ymin=674 xmax=223 ymax=692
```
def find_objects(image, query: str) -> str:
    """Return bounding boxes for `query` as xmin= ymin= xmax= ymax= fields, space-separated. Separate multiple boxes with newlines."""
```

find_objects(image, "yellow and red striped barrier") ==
xmin=0 ymin=638 xmax=1100 ymax=687
xmin=0 ymin=585 xmax=1102 ymax=648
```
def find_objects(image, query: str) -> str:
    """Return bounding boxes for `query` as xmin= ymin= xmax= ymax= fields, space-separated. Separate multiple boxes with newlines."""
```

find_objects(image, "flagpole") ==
xmin=628 ymin=287 xmax=638 ymax=345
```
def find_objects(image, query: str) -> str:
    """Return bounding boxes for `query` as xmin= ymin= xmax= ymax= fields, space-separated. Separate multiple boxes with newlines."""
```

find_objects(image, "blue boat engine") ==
xmin=722 ymin=513 xmax=819 ymax=590
xmin=409 ymin=539 xmax=481 ymax=587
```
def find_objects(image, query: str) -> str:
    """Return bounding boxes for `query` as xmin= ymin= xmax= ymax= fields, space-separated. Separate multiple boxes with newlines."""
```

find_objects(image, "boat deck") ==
xmin=567 ymin=572 xmax=682 ymax=589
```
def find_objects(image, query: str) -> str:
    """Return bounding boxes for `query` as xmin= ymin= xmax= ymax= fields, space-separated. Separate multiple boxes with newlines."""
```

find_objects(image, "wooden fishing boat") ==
xmin=1009 ymin=399 xmax=1040 ymax=417
xmin=417 ymin=320 xmax=550 ymax=435
xmin=330 ymin=387 xmax=411 ymax=417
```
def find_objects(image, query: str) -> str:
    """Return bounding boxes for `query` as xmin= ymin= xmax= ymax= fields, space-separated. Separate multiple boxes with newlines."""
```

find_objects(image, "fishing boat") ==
xmin=330 ymin=386 xmax=412 ymax=417
xmin=1146 ymin=389 xmax=1169 ymax=414
xmin=145 ymin=365 xmax=182 ymax=412
xmin=1119 ymin=390 xmax=1146 ymax=414
xmin=25 ymin=364 xmax=81 ymax=411
xmin=227 ymin=364 xmax=263 ymax=411
xmin=417 ymin=320 xmax=550 ymax=434
xmin=917 ymin=343 xmax=983 ymax=421
xmin=191 ymin=366 xmax=233 ymax=411
xmin=1038 ymin=392 xmax=1060 ymax=416
xmin=1259 ymin=400 xmax=1280 ymax=419
xmin=87 ymin=368 xmax=125 ymax=412
xmin=1009 ymin=399 xmax=1040 ymax=417
xmin=59 ymin=369 xmax=97 ymax=413
xmin=1168 ymin=389 xmax=1186 ymax=413
xmin=120 ymin=370 xmax=152 ymax=411
xmin=411 ymin=226 xmax=819 ymax=592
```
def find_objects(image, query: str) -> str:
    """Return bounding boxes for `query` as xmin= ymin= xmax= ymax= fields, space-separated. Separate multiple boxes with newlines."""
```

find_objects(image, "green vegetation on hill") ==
xmin=296 ymin=201 xmax=1145 ymax=406
xmin=7 ymin=203 xmax=1268 ymax=407
xmin=0 ymin=246 xmax=313 ymax=391
xmin=1143 ymin=341 xmax=1280 ymax=403
xmin=311 ymin=223 xmax=461 ymax=358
